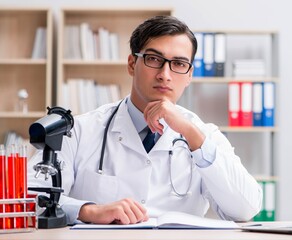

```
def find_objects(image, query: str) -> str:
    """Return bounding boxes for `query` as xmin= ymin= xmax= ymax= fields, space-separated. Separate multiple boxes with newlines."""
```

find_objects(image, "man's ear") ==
xmin=127 ymin=54 xmax=135 ymax=76
xmin=186 ymin=66 xmax=194 ymax=86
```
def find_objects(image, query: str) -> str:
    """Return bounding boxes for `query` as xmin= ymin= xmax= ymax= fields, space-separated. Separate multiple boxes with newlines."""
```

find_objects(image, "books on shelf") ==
xmin=240 ymin=82 xmax=253 ymax=126
xmin=214 ymin=33 xmax=226 ymax=77
xmin=263 ymin=82 xmax=275 ymax=126
xmin=228 ymin=82 xmax=241 ymax=126
xmin=71 ymin=211 xmax=238 ymax=230
xmin=252 ymin=83 xmax=264 ymax=126
xmin=31 ymin=27 xmax=47 ymax=59
xmin=64 ymin=25 xmax=82 ymax=59
xmin=192 ymin=32 xmax=226 ymax=77
xmin=228 ymin=81 xmax=275 ymax=127
xmin=2 ymin=132 xmax=35 ymax=159
xmin=3 ymin=131 xmax=24 ymax=147
xmin=232 ymin=59 xmax=266 ymax=77
xmin=64 ymin=24 xmax=119 ymax=61
xmin=62 ymin=79 xmax=121 ymax=115
xmin=192 ymin=33 xmax=204 ymax=77
xmin=80 ymin=23 xmax=95 ymax=60
xmin=203 ymin=33 xmax=215 ymax=77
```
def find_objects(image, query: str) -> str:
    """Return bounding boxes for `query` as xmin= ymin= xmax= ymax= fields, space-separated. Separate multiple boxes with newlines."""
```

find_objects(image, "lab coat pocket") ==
xmin=81 ymin=168 xmax=119 ymax=204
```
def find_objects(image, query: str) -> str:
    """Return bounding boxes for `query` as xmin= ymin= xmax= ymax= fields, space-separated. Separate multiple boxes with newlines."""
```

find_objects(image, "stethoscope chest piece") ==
xmin=169 ymin=137 xmax=193 ymax=198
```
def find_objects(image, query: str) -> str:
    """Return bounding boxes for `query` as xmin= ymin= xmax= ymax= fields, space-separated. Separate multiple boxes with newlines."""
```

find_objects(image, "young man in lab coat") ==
xmin=28 ymin=16 xmax=262 ymax=225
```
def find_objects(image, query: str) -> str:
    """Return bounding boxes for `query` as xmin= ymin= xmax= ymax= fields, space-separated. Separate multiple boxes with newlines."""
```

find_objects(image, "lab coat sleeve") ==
xmin=195 ymin=123 xmax=263 ymax=221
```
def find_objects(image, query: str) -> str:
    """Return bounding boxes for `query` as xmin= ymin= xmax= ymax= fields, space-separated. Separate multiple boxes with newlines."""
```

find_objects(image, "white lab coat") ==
xmin=28 ymin=100 xmax=262 ymax=224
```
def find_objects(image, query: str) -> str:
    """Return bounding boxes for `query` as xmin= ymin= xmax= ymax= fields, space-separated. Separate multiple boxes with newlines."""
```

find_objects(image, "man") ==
xmin=28 ymin=15 xmax=262 ymax=225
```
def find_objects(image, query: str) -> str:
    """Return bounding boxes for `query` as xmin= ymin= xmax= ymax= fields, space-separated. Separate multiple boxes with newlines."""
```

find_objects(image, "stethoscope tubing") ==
xmin=97 ymin=99 xmax=193 ymax=197
xmin=98 ymin=100 xmax=123 ymax=174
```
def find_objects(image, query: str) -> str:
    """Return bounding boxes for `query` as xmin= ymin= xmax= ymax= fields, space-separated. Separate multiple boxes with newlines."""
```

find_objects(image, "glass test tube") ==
xmin=15 ymin=145 xmax=28 ymax=228
xmin=0 ymin=144 xmax=5 ymax=229
xmin=5 ymin=144 xmax=16 ymax=229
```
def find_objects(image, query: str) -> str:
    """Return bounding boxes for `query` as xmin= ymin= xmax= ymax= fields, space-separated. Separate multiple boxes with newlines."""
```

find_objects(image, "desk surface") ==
xmin=1 ymin=227 xmax=292 ymax=240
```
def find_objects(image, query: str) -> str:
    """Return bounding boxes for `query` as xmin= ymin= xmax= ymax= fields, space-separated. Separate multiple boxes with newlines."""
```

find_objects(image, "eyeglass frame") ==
xmin=134 ymin=53 xmax=193 ymax=74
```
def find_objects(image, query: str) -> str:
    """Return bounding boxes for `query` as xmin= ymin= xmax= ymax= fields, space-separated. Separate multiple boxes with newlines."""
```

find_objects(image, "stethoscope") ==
xmin=97 ymin=99 xmax=193 ymax=197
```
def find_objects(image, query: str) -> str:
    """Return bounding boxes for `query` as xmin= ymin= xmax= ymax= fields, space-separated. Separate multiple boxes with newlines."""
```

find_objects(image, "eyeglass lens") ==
xmin=144 ymin=54 xmax=191 ymax=74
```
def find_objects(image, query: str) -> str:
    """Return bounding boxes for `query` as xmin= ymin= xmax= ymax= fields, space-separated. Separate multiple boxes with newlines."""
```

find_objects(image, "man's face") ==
xmin=128 ymin=34 xmax=193 ymax=112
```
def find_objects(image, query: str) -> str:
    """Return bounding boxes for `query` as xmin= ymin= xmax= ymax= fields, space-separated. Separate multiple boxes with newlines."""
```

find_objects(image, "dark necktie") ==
xmin=142 ymin=128 xmax=155 ymax=153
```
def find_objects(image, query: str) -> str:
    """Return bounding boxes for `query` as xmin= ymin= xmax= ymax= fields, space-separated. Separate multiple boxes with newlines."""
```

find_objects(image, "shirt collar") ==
xmin=126 ymin=97 xmax=147 ymax=133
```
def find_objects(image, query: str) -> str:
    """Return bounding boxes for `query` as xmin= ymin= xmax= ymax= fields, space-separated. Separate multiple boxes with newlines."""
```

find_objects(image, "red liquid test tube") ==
xmin=0 ymin=144 xmax=5 ymax=229
xmin=5 ymin=145 xmax=16 ymax=229
xmin=15 ymin=145 xmax=28 ymax=228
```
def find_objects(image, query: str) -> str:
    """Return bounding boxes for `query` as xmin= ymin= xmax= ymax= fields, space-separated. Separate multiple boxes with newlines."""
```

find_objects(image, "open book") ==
xmin=71 ymin=211 xmax=239 ymax=229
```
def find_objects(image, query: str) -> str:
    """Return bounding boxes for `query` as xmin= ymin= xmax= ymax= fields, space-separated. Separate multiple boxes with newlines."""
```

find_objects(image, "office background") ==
xmin=1 ymin=0 xmax=291 ymax=220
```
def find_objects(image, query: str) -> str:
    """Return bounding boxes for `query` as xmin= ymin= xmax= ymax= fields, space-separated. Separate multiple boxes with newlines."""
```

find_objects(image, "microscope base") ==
xmin=38 ymin=207 xmax=67 ymax=229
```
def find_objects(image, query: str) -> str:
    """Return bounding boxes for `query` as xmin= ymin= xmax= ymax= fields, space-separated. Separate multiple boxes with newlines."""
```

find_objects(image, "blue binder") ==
xmin=252 ymin=82 xmax=263 ymax=126
xmin=262 ymin=82 xmax=275 ymax=126
xmin=214 ymin=33 xmax=226 ymax=77
xmin=193 ymin=32 xmax=204 ymax=77
xmin=203 ymin=33 xmax=215 ymax=76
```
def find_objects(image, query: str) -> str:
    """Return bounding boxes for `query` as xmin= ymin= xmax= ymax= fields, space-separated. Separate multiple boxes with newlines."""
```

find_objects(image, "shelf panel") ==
xmin=254 ymin=175 xmax=278 ymax=182
xmin=62 ymin=59 xmax=127 ymax=65
xmin=62 ymin=7 xmax=173 ymax=16
xmin=191 ymin=77 xmax=279 ymax=83
xmin=219 ymin=126 xmax=278 ymax=132
xmin=192 ymin=30 xmax=278 ymax=35
xmin=0 ymin=59 xmax=46 ymax=65
xmin=0 ymin=111 xmax=45 ymax=118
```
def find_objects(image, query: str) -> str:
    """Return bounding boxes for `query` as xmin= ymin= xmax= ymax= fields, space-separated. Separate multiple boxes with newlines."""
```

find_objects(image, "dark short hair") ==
xmin=130 ymin=15 xmax=197 ymax=63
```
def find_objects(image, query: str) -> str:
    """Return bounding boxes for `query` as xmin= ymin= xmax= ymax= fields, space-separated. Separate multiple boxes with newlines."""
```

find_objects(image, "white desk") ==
xmin=1 ymin=226 xmax=292 ymax=240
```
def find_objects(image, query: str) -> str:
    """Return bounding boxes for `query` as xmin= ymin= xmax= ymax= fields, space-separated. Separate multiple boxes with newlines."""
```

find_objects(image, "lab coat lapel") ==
xmin=152 ymin=126 xmax=179 ymax=152
xmin=110 ymin=100 xmax=179 ymax=154
xmin=111 ymin=101 xmax=146 ymax=155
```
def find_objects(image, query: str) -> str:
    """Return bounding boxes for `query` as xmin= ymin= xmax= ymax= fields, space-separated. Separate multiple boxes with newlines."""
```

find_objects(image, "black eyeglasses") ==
xmin=135 ymin=53 xmax=192 ymax=74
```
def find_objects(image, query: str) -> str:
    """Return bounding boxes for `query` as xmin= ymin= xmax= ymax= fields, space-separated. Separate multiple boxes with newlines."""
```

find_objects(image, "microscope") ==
xmin=28 ymin=106 xmax=74 ymax=229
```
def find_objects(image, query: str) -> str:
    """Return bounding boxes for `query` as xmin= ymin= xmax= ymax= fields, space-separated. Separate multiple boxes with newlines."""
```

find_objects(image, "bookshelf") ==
xmin=0 ymin=8 xmax=53 ymax=144
xmin=181 ymin=30 xmax=279 ymax=220
xmin=182 ymin=30 xmax=279 ymax=171
xmin=57 ymin=8 xmax=173 ymax=114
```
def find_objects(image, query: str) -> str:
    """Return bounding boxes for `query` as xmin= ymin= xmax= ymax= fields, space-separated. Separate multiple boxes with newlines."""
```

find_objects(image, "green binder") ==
xmin=253 ymin=178 xmax=276 ymax=221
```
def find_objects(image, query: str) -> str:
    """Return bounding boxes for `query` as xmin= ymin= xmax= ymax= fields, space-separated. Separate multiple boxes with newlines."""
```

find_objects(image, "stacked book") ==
xmin=232 ymin=59 xmax=266 ymax=77
xmin=3 ymin=131 xmax=24 ymax=147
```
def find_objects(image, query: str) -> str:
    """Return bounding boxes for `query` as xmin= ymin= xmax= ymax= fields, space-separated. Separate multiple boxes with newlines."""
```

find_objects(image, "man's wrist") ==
xmin=78 ymin=202 xmax=97 ymax=223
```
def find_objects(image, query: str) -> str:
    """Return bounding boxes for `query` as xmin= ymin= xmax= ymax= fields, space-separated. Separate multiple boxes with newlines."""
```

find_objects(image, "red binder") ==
xmin=228 ymin=82 xmax=241 ymax=126
xmin=240 ymin=82 xmax=253 ymax=126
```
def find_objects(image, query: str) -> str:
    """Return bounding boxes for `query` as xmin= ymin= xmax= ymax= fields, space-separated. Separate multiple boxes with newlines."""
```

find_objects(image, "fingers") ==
xmin=78 ymin=198 xmax=148 ymax=225
xmin=144 ymin=101 xmax=162 ymax=134
xmin=144 ymin=100 xmax=170 ymax=134
xmin=114 ymin=198 xmax=148 ymax=224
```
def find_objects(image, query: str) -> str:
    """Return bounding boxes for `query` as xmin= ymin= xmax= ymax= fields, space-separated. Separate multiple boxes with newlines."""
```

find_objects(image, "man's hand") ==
xmin=143 ymin=99 xmax=205 ymax=151
xmin=78 ymin=198 xmax=149 ymax=224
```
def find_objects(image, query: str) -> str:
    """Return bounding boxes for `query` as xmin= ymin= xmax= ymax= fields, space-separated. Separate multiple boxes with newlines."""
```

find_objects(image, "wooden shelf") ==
xmin=0 ymin=59 xmax=47 ymax=65
xmin=219 ymin=126 xmax=278 ymax=133
xmin=0 ymin=111 xmax=46 ymax=118
xmin=0 ymin=8 xmax=52 ymax=143
xmin=191 ymin=77 xmax=279 ymax=83
xmin=62 ymin=59 xmax=127 ymax=65
xmin=191 ymin=30 xmax=278 ymax=35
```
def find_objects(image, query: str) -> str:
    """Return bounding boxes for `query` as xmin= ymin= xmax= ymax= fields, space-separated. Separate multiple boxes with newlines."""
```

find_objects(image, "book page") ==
xmin=70 ymin=212 xmax=239 ymax=230
xmin=157 ymin=211 xmax=239 ymax=229
xmin=71 ymin=218 xmax=158 ymax=229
